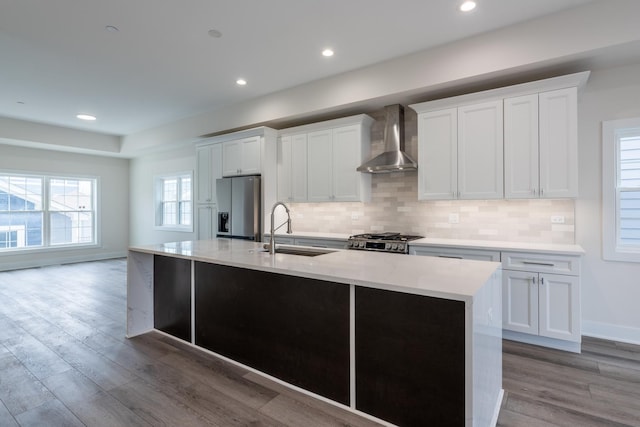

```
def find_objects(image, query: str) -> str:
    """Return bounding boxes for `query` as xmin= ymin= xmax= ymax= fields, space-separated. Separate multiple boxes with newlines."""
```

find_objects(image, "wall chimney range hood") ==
xmin=357 ymin=104 xmax=417 ymax=173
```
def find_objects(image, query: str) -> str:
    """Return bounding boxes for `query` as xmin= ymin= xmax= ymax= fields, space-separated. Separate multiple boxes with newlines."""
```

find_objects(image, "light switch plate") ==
xmin=448 ymin=213 xmax=460 ymax=224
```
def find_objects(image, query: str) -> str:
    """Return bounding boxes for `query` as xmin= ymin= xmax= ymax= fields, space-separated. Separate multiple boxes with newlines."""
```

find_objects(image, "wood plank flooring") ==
xmin=0 ymin=258 xmax=638 ymax=426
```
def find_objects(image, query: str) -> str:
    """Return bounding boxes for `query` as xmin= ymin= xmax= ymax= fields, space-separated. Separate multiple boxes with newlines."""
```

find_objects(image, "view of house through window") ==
xmin=0 ymin=173 xmax=97 ymax=250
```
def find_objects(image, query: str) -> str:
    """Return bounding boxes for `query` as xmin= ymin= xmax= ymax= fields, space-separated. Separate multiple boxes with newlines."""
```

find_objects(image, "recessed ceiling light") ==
xmin=105 ymin=25 xmax=119 ymax=33
xmin=76 ymin=114 xmax=97 ymax=121
xmin=236 ymin=78 xmax=247 ymax=86
xmin=208 ymin=29 xmax=222 ymax=38
xmin=322 ymin=48 xmax=334 ymax=57
xmin=460 ymin=1 xmax=476 ymax=12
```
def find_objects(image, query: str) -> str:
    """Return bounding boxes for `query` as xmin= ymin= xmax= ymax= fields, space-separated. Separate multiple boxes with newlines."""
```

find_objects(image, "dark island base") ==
xmin=153 ymin=255 xmax=192 ymax=342
xmin=194 ymin=262 xmax=351 ymax=405
xmin=355 ymin=286 xmax=466 ymax=426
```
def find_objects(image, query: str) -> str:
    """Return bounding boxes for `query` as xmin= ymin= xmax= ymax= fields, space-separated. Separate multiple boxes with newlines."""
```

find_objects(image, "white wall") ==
xmin=0 ymin=144 xmax=129 ymax=270
xmin=129 ymin=144 xmax=197 ymax=246
xmin=577 ymin=62 xmax=640 ymax=343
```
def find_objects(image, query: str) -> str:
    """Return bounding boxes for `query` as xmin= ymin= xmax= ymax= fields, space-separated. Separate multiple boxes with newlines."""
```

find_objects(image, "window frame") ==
xmin=154 ymin=171 xmax=193 ymax=232
xmin=602 ymin=117 xmax=640 ymax=263
xmin=0 ymin=171 xmax=99 ymax=253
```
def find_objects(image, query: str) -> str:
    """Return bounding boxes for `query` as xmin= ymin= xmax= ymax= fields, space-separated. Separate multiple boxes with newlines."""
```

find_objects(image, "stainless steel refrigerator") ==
xmin=216 ymin=175 xmax=261 ymax=240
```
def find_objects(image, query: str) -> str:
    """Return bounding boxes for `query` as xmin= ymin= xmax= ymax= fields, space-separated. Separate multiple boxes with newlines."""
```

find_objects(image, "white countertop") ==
xmin=271 ymin=232 xmax=584 ymax=255
xmin=129 ymin=239 xmax=501 ymax=303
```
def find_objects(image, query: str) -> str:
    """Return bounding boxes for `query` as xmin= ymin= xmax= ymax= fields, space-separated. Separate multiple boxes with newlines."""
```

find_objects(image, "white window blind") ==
xmin=618 ymin=135 xmax=640 ymax=247
xmin=603 ymin=118 xmax=640 ymax=262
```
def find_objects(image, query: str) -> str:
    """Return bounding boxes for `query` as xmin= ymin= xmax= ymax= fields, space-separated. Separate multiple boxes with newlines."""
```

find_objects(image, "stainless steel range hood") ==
xmin=357 ymin=104 xmax=417 ymax=173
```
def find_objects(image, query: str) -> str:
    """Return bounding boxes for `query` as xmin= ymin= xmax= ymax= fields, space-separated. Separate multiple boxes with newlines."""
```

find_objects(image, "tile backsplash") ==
xmin=287 ymin=107 xmax=575 ymax=245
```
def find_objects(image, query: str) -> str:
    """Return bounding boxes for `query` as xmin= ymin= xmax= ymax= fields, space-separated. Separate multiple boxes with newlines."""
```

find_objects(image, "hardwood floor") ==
xmin=0 ymin=259 xmax=638 ymax=426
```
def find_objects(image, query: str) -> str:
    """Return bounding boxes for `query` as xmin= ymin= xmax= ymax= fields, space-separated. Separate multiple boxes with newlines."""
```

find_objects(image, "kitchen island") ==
xmin=127 ymin=238 xmax=503 ymax=427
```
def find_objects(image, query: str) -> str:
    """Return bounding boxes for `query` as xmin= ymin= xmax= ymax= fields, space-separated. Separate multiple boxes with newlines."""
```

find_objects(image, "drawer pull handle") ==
xmin=522 ymin=261 xmax=555 ymax=267
xmin=438 ymin=255 xmax=463 ymax=259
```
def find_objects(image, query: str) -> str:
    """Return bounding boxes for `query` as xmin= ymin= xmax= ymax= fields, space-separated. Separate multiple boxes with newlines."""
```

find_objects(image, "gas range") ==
xmin=347 ymin=232 xmax=424 ymax=254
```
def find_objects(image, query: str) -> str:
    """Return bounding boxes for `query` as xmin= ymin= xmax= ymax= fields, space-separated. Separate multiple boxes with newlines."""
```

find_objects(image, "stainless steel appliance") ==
xmin=357 ymin=104 xmax=417 ymax=173
xmin=347 ymin=232 xmax=423 ymax=254
xmin=216 ymin=175 xmax=261 ymax=240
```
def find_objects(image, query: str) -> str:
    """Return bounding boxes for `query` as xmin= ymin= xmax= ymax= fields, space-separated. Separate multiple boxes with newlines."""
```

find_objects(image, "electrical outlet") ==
xmin=448 ymin=213 xmax=459 ymax=224
xmin=551 ymin=215 xmax=565 ymax=224
xmin=351 ymin=212 xmax=359 ymax=220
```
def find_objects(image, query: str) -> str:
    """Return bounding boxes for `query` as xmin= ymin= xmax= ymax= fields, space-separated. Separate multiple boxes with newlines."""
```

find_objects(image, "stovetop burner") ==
xmin=347 ymin=232 xmax=424 ymax=253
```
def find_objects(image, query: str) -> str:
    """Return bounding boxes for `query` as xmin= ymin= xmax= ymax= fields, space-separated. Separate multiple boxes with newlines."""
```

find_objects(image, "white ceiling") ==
xmin=0 ymin=0 xmax=595 ymax=136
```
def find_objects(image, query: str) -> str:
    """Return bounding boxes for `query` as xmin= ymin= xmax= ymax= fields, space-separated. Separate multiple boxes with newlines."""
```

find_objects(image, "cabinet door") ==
xmin=503 ymin=270 xmax=539 ymax=335
xmin=504 ymin=94 xmax=539 ymax=198
xmin=539 ymin=273 xmax=580 ymax=342
xmin=539 ymin=87 xmax=578 ymax=198
xmin=196 ymin=146 xmax=214 ymax=203
xmin=417 ymin=108 xmax=457 ymax=200
xmin=222 ymin=137 xmax=261 ymax=176
xmin=307 ymin=129 xmax=333 ymax=202
xmin=277 ymin=135 xmax=292 ymax=201
xmin=290 ymin=134 xmax=308 ymax=201
xmin=332 ymin=125 xmax=360 ymax=201
xmin=222 ymin=139 xmax=242 ymax=176
xmin=240 ymin=136 xmax=261 ymax=175
xmin=197 ymin=204 xmax=217 ymax=240
xmin=196 ymin=144 xmax=223 ymax=203
xmin=458 ymin=100 xmax=504 ymax=199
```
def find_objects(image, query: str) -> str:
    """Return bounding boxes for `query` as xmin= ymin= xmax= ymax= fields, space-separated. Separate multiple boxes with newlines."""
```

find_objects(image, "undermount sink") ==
xmin=261 ymin=244 xmax=336 ymax=257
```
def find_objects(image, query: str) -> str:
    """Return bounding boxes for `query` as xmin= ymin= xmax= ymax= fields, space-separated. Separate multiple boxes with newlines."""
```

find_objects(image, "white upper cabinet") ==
xmin=538 ymin=87 xmax=578 ymax=198
xmin=417 ymin=108 xmax=457 ymax=200
xmin=196 ymin=143 xmax=222 ymax=204
xmin=504 ymin=88 xmax=578 ymax=199
xmin=415 ymin=101 xmax=503 ymax=200
xmin=412 ymin=71 xmax=588 ymax=201
xmin=222 ymin=136 xmax=261 ymax=177
xmin=504 ymin=94 xmax=539 ymax=198
xmin=278 ymin=115 xmax=373 ymax=203
xmin=307 ymin=129 xmax=333 ymax=202
xmin=277 ymin=133 xmax=307 ymax=202
xmin=332 ymin=125 xmax=363 ymax=201
xmin=457 ymin=100 xmax=504 ymax=199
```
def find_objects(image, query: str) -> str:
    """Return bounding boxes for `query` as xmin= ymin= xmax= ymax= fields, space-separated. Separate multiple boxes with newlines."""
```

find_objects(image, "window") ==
xmin=155 ymin=172 xmax=193 ymax=231
xmin=603 ymin=118 xmax=640 ymax=262
xmin=0 ymin=173 xmax=97 ymax=251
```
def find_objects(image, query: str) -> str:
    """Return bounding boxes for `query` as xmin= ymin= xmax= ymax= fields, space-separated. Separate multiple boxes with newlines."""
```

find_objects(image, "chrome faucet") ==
xmin=269 ymin=201 xmax=292 ymax=254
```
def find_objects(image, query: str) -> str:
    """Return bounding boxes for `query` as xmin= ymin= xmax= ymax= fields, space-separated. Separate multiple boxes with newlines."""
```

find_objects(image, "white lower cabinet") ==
xmin=410 ymin=245 xmax=582 ymax=352
xmin=197 ymin=204 xmax=217 ymax=240
xmin=502 ymin=251 xmax=581 ymax=350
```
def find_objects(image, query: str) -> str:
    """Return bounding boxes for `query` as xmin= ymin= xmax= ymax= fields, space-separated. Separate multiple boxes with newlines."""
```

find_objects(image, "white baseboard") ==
xmin=0 ymin=251 xmax=127 ymax=272
xmin=582 ymin=320 xmax=640 ymax=346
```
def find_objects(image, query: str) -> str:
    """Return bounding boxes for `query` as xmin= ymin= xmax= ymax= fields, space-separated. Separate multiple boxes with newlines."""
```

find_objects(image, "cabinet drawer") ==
xmin=294 ymin=238 xmax=346 ymax=249
xmin=409 ymin=246 xmax=500 ymax=262
xmin=502 ymin=252 xmax=580 ymax=276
